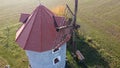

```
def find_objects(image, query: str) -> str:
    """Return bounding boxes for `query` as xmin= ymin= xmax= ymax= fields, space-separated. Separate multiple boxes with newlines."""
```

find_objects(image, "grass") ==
xmin=0 ymin=0 xmax=37 ymax=67
xmin=0 ymin=0 xmax=120 ymax=68
xmin=0 ymin=25 xmax=29 ymax=68
xmin=77 ymin=0 xmax=120 ymax=68
xmin=66 ymin=0 xmax=120 ymax=68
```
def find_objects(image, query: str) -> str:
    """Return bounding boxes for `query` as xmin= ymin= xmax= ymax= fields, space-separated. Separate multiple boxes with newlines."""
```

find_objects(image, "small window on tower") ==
xmin=53 ymin=56 xmax=61 ymax=65
xmin=54 ymin=58 xmax=59 ymax=64
xmin=52 ymin=47 xmax=60 ymax=53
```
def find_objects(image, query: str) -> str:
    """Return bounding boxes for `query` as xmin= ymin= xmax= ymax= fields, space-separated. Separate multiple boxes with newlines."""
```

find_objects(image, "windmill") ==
xmin=15 ymin=0 xmax=85 ymax=68
xmin=53 ymin=0 xmax=85 ymax=62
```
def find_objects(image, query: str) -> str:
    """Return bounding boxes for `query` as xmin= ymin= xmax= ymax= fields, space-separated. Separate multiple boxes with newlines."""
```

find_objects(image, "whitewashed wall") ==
xmin=26 ymin=43 xmax=66 ymax=68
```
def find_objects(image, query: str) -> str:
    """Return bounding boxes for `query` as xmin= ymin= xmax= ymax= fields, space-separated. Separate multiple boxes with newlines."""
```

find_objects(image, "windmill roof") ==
xmin=16 ymin=5 xmax=71 ymax=52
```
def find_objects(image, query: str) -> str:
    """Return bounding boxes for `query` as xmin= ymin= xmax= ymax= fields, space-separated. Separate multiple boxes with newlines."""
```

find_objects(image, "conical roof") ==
xmin=16 ymin=5 xmax=70 ymax=52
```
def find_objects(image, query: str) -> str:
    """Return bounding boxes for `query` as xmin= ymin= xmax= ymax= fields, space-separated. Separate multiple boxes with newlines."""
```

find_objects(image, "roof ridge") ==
xmin=23 ymin=7 xmax=39 ymax=49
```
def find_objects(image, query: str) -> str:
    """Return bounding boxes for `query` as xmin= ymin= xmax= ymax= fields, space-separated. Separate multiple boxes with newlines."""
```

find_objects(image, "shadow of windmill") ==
xmin=66 ymin=32 xmax=110 ymax=68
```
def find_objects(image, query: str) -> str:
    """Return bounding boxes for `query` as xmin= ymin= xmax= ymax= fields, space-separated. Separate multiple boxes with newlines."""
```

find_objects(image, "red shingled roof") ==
xmin=16 ymin=5 xmax=71 ymax=52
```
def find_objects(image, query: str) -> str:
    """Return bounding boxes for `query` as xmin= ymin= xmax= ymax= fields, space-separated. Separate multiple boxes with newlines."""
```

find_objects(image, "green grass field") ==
xmin=0 ymin=0 xmax=120 ymax=68
xmin=77 ymin=0 xmax=120 ymax=68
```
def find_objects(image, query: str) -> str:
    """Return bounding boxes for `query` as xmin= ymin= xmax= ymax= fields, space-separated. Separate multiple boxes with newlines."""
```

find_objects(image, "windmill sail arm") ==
xmin=56 ymin=25 xmax=73 ymax=30
xmin=66 ymin=4 xmax=74 ymax=16
xmin=73 ymin=0 xmax=78 ymax=26
xmin=52 ymin=16 xmax=60 ymax=32
xmin=75 ymin=0 xmax=78 ymax=15
xmin=53 ymin=16 xmax=58 ymax=27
